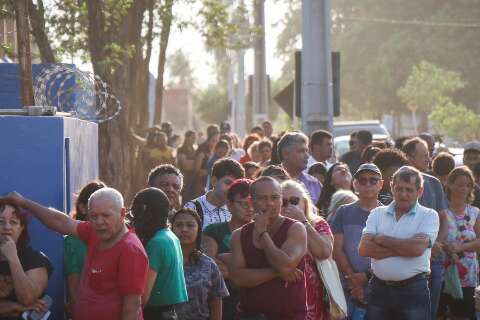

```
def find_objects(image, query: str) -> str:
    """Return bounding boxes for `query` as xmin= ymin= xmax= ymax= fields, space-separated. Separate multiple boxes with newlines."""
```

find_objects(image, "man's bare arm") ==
xmin=121 ymin=294 xmax=142 ymax=320
xmin=229 ymin=230 xmax=278 ymax=288
xmin=262 ymin=222 xmax=307 ymax=276
xmin=358 ymin=234 xmax=396 ymax=259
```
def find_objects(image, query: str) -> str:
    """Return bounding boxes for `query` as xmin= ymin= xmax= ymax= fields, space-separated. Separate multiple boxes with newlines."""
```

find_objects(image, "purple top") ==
xmin=298 ymin=171 xmax=322 ymax=204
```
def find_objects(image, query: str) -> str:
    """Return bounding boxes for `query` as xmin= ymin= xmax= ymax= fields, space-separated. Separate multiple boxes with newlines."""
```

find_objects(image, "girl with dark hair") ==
xmin=171 ymin=208 xmax=229 ymax=320
xmin=0 ymin=204 xmax=52 ymax=319
xmin=316 ymin=163 xmax=353 ymax=215
xmin=64 ymin=181 xmax=105 ymax=308
xmin=443 ymin=166 xmax=480 ymax=320
xmin=132 ymin=188 xmax=188 ymax=320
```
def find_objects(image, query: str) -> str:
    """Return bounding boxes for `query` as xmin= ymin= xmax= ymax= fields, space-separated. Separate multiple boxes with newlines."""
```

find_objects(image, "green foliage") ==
xmin=194 ymin=86 xmax=229 ymax=124
xmin=48 ymin=0 xmax=89 ymax=61
xmin=273 ymin=0 xmax=480 ymax=118
xmin=332 ymin=0 xmax=480 ymax=115
xmin=199 ymin=0 xmax=257 ymax=50
xmin=430 ymin=101 xmax=480 ymax=142
xmin=167 ymin=49 xmax=195 ymax=88
xmin=397 ymin=61 xmax=465 ymax=113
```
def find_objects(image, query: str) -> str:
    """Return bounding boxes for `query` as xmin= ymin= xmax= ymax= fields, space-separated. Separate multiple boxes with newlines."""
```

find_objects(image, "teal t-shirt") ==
xmin=146 ymin=229 xmax=188 ymax=306
xmin=64 ymin=235 xmax=87 ymax=274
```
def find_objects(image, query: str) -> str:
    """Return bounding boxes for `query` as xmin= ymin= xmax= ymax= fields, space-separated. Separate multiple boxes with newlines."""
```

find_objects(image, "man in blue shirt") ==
xmin=359 ymin=166 xmax=439 ymax=320
xmin=331 ymin=163 xmax=383 ymax=319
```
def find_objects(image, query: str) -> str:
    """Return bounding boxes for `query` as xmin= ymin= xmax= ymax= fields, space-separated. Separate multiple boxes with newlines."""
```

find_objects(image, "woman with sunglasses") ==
xmin=171 ymin=208 xmax=229 ymax=320
xmin=317 ymin=163 xmax=353 ymax=215
xmin=443 ymin=166 xmax=480 ymax=320
xmin=281 ymin=180 xmax=333 ymax=320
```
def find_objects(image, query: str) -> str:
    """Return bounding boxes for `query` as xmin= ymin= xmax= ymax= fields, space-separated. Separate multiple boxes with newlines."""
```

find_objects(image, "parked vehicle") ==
xmin=333 ymin=120 xmax=392 ymax=159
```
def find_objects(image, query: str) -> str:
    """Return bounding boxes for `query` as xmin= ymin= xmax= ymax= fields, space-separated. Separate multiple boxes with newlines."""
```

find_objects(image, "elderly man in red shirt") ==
xmin=1 ymin=188 xmax=148 ymax=320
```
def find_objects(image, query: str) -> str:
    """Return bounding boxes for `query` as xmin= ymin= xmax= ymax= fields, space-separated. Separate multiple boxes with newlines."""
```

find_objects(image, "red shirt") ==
xmin=73 ymin=222 xmax=148 ymax=320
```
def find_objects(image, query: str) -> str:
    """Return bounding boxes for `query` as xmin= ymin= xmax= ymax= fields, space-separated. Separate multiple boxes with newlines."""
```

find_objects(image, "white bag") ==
xmin=316 ymin=258 xmax=348 ymax=320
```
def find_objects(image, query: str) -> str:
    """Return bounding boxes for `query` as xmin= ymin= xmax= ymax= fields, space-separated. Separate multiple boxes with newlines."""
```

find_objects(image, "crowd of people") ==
xmin=1 ymin=120 xmax=480 ymax=320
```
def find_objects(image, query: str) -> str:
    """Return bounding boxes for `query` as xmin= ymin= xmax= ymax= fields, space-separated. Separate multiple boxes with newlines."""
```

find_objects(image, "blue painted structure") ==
xmin=0 ymin=116 xmax=98 ymax=319
xmin=0 ymin=63 xmax=76 ymax=110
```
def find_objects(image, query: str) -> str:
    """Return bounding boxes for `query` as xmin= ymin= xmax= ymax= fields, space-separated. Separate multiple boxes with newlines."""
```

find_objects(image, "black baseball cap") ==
xmin=354 ymin=163 xmax=382 ymax=178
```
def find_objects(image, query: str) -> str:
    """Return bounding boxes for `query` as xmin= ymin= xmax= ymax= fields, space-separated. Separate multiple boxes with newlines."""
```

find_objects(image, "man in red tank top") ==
xmin=230 ymin=176 xmax=308 ymax=320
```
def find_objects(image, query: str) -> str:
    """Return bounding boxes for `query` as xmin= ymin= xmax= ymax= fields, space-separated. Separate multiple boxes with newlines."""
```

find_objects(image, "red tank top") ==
xmin=238 ymin=217 xmax=306 ymax=320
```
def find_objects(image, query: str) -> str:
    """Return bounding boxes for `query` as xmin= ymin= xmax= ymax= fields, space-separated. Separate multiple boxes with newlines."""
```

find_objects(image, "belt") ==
xmin=373 ymin=272 xmax=427 ymax=287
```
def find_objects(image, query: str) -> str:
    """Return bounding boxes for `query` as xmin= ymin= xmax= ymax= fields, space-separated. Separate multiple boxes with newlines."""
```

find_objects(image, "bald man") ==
xmin=1 ymin=189 xmax=148 ymax=320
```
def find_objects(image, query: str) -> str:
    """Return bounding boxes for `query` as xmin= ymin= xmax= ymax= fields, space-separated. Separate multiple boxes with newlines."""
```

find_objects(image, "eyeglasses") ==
xmin=282 ymin=197 xmax=300 ymax=207
xmin=357 ymin=177 xmax=381 ymax=186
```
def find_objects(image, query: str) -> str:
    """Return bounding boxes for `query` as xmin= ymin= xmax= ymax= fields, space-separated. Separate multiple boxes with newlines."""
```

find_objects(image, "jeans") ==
xmin=345 ymin=290 xmax=366 ymax=320
xmin=429 ymin=259 xmax=444 ymax=320
xmin=365 ymin=276 xmax=431 ymax=320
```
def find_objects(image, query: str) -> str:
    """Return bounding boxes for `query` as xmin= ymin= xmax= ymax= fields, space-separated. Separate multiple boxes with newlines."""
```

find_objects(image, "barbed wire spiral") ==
xmin=33 ymin=64 xmax=122 ymax=123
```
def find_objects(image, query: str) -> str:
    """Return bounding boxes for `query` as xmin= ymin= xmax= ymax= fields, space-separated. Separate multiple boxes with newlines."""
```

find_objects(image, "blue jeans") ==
xmin=345 ymin=290 xmax=366 ymax=320
xmin=365 ymin=276 xmax=431 ymax=320
xmin=429 ymin=259 xmax=444 ymax=320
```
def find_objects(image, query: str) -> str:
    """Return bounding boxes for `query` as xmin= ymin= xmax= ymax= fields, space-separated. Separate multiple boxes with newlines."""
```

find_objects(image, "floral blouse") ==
xmin=446 ymin=205 xmax=479 ymax=288
xmin=304 ymin=218 xmax=333 ymax=320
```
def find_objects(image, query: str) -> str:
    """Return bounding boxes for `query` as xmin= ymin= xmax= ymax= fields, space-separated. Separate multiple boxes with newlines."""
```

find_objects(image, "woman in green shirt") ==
xmin=132 ymin=188 xmax=188 ymax=320
xmin=64 ymin=181 xmax=105 ymax=309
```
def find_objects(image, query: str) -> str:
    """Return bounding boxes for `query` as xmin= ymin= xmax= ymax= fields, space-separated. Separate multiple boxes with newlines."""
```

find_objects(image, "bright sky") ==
xmin=155 ymin=1 xmax=291 ymax=87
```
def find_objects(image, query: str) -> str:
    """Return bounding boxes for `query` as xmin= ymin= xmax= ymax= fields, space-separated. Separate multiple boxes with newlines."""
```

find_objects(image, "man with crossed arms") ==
xmin=359 ymin=166 xmax=439 ymax=320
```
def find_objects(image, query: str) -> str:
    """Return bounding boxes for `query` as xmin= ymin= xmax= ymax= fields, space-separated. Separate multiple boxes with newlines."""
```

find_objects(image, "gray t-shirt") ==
xmin=330 ymin=202 xmax=372 ymax=281
xmin=419 ymin=173 xmax=448 ymax=213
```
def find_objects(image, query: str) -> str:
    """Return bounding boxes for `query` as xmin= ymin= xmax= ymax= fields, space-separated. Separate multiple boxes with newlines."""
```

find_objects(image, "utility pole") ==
xmin=301 ymin=0 xmax=333 ymax=135
xmin=252 ymin=0 xmax=268 ymax=126
xmin=14 ymin=0 xmax=35 ymax=107
xmin=235 ymin=49 xmax=246 ymax=137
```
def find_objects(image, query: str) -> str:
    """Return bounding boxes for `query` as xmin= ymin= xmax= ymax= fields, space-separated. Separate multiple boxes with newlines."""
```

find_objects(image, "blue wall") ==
xmin=0 ymin=116 xmax=98 ymax=319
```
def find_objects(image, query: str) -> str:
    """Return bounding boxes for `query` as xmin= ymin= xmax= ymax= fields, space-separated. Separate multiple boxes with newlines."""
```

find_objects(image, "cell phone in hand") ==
xmin=22 ymin=295 xmax=53 ymax=320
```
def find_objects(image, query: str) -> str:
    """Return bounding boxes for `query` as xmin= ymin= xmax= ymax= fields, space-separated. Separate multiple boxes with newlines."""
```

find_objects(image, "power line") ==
xmin=339 ymin=16 xmax=480 ymax=28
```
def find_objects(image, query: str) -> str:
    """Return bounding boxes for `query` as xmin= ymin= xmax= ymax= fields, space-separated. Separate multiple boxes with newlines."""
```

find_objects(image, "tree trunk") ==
xmin=154 ymin=0 xmax=174 ymax=125
xmin=28 ymin=0 xmax=56 ymax=63
xmin=14 ymin=0 xmax=35 ymax=106
xmin=86 ymin=0 xmax=148 ymax=201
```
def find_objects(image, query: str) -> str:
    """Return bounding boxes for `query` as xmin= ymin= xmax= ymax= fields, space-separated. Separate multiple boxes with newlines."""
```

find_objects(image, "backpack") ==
xmin=191 ymin=200 xmax=204 ymax=226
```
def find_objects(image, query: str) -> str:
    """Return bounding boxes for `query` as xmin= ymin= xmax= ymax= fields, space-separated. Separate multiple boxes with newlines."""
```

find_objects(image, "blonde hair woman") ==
xmin=281 ymin=180 xmax=333 ymax=320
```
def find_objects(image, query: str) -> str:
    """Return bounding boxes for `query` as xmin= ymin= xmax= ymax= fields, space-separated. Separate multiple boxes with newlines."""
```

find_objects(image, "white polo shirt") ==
xmin=363 ymin=201 xmax=439 ymax=281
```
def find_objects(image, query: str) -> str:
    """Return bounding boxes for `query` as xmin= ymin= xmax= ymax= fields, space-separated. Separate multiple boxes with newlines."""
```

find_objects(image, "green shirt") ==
xmin=203 ymin=222 xmax=232 ymax=254
xmin=64 ymin=235 xmax=87 ymax=274
xmin=146 ymin=229 xmax=188 ymax=306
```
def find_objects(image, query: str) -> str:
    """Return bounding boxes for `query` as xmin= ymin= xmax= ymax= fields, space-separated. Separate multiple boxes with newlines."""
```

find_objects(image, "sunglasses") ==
xmin=357 ymin=177 xmax=381 ymax=186
xmin=282 ymin=197 xmax=300 ymax=207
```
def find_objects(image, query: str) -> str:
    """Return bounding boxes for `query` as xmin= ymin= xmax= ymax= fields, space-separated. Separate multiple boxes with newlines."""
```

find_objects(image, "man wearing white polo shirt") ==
xmin=359 ymin=166 xmax=439 ymax=320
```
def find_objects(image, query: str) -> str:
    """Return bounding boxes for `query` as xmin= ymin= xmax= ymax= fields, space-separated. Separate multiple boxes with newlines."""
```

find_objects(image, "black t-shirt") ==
xmin=0 ymin=246 xmax=53 ymax=320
